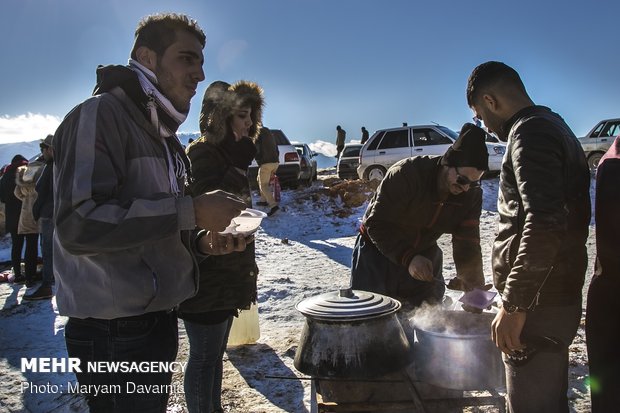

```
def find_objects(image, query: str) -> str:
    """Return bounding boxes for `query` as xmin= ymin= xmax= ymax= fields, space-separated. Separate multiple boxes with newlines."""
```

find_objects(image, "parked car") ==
xmin=577 ymin=118 xmax=620 ymax=171
xmin=293 ymin=143 xmax=318 ymax=186
xmin=248 ymin=128 xmax=301 ymax=189
xmin=357 ymin=124 xmax=505 ymax=181
xmin=337 ymin=143 xmax=363 ymax=180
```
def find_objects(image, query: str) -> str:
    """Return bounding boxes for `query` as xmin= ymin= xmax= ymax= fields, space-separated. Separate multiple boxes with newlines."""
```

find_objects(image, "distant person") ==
xmin=335 ymin=125 xmax=346 ymax=158
xmin=52 ymin=13 xmax=246 ymax=412
xmin=586 ymin=135 xmax=620 ymax=412
xmin=467 ymin=61 xmax=590 ymax=413
xmin=351 ymin=123 xmax=488 ymax=308
xmin=0 ymin=154 xmax=28 ymax=284
xmin=24 ymin=135 xmax=55 ymax=301
xmin=361 ymin=126 xmax=369 ymax=144
xmin=255 ymin=127 xmax=280 ymax=216
xmin=180 ymin=79 xmax=262 ymax=413
xmin=14 ymin=156 xmax=44 ymax=288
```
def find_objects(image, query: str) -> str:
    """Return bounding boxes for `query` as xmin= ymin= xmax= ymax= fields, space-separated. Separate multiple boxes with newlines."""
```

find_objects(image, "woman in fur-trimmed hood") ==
xmin=179 ymin=80 xmax=264 ymax=413
xmin=185 ymin=80 xmax=264 ymax=203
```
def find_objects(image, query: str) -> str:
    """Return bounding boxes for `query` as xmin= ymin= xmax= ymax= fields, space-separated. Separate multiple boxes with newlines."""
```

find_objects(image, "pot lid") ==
xmin=296 ymin=288 xmax=401 ymax=320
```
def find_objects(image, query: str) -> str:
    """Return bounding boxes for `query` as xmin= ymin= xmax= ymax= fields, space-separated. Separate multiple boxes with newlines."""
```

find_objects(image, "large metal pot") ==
xmin=413 ymin=310 xmax=505 ymax=390
xmin=294 ymin=288 xmax=412 ymax=378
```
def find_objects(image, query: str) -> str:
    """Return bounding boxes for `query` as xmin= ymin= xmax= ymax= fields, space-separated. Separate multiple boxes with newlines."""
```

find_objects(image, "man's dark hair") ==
xmin=466 ymin=61 xmax=528 ymax=106
xmin=130 ymin=13 xmax=206 ymax=60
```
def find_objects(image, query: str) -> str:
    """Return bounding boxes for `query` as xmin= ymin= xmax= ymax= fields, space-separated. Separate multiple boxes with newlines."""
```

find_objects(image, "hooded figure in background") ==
xmin=351 ymin=123 xmax=489 ymax=309
xmin=13 ymin=157 xmax=44 ymax=287
xmin=179 ymin=80 xmax=264 ymax=413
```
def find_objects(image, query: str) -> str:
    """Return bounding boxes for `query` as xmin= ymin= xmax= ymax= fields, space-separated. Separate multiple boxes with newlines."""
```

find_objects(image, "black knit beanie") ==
xmin=441 ymin=123 xmax=489 ymax=170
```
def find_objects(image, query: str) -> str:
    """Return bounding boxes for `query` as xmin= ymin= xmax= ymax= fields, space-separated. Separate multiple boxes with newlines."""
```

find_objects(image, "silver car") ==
xmin=357 ymin=124 xmax=505 ymax=181
xmin=577 ymin=118 xmax=620 ymax=171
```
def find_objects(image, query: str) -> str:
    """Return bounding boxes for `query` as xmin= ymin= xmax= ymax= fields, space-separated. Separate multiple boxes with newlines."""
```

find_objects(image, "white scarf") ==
xmin=129 ymin=59 xmax=187 ymax=196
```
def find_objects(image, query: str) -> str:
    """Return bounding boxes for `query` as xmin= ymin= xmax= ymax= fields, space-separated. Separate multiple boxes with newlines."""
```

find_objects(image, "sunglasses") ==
xmin=455 ymin=167 xmax=480 ymax=188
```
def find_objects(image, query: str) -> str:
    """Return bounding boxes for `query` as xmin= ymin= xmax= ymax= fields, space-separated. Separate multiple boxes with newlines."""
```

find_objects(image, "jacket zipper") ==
xmin=427 ymin=202 xmax=444 ymax=228
xmin=526 ymin=265 xmax=554 ymax=310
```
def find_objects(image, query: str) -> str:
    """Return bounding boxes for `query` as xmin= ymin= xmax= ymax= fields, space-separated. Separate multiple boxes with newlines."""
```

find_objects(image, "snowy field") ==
xmin=0 ymin=171 xmax=595 ymax=412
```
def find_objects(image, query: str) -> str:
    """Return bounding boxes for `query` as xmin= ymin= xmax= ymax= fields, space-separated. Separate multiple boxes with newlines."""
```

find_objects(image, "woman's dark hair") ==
xmin=11 ymin=154 xmax=27 ymax=164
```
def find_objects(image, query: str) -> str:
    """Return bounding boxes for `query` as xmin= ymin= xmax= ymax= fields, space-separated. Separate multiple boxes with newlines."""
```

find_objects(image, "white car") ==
xmin=248 ymin=128 xmax=301 ymax=188
xmin=577 ymin=117 xmax=620 ymax=171
xmin=357 ymin=124 xmax=505 ymax=181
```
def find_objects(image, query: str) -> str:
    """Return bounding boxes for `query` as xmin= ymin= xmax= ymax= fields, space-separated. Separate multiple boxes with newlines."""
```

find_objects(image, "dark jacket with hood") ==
xmin=493 ymin=105 xmax=591 ymax=309
xmin=179 ymin=80 xmax=264 ymax=321
xmin=32 ymin=158 xmax=54 ymax=221
xmin=255 ymin=127 xmax=279 ymax=165
xmin=361 ymin=156 xmax=485 ymax=290
xmin=52 ymin=65 xmax=200 ymax=319
xmin=0 ymin=156 xmax=27 ymax=234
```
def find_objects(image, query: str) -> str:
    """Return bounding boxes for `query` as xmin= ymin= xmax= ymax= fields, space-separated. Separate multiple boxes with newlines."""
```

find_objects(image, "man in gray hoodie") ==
xmin=53 ymin=13 xmax=246 ymax=412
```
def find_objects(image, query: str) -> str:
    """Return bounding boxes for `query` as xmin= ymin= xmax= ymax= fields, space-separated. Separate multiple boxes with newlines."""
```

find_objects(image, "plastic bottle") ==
xmin=227 ymin=302 xmax=260 ymax=346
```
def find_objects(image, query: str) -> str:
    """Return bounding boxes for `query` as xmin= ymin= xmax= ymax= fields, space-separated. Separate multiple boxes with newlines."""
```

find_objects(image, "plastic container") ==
xmin=227 ymin=302 xmax=260 ymax=346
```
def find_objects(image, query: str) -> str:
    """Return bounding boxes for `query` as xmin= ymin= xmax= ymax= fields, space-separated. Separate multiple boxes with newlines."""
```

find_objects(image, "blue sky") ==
xmin=0 ymin=0 xmax=618 ymax=146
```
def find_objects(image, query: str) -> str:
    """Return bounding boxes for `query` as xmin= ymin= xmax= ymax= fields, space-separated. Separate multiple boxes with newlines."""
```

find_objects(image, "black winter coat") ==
xmin=179 ymin=138 xmax=258 ymax=317
xmin=32 ymin=160 xmax=54 ymax=221
xmin=493 ymin=106 xmax=591 ymax=309
xmin=0 ymin=163 xmax=24 ymax=234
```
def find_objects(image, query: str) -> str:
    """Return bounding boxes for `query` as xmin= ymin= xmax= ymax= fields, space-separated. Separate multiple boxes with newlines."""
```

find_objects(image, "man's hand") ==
xmin=193 ymin=190 xmax=246 ymax=232
xmin=491 ymin=307 xmax=527 ymax=355
xmin=198 ymin=231 xmax=251 ymax=255
xmin=408 ymin=255 xmax=434 ymax=282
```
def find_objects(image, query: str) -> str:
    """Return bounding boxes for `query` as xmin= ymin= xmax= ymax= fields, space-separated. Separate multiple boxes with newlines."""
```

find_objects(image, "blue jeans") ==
xmin=39 ymin=218 xmax=54 ymax=286
xmin=183 ymin=316 xmax=234 ymax=413
xmin=503 ymin=303 xmax=581 ymax=413
xmin=64 ymin=310 xmax=178 ymax=413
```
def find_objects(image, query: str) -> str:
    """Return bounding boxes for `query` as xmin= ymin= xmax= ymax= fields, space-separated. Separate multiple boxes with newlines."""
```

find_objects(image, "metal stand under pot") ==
xmin=294 ymin=289 xmax=506 ymax=412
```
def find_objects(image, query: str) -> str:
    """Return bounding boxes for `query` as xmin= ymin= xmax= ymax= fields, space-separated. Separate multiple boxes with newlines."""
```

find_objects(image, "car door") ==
xmin=597 ymin=120 xmax=620 ymax=151
xmin=411 ymin=127 xmax=454 ymax=157
xmin=580 ymin=121 xmax=607 ymax=153
xmin=373 ymin=128 xmax=412 ymax=169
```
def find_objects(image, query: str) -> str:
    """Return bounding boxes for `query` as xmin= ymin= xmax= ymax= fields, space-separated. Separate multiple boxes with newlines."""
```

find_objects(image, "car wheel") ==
xmin=365 ymin=166 xmax=387 ymax=181
xmin=588 ymin=152 xmax=603 ymax=173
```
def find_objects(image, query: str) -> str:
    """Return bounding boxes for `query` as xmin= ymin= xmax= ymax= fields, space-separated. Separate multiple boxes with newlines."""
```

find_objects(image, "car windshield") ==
xmin=271 ymin=129 xmax=292 ymax=145
xmin=437 ymin=126 xmax=458 ymax=140
xmin=342 ymin=146 xmax=361 ymax=157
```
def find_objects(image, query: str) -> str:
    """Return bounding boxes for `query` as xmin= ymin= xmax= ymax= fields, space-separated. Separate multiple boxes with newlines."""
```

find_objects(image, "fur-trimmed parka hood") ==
xmin=198 ymin=80 xmax=264 ymax=145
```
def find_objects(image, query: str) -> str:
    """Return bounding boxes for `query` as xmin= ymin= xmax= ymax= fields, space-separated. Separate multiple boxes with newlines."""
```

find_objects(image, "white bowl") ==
xmin=220 ymin=208 xmax=268 ymax=236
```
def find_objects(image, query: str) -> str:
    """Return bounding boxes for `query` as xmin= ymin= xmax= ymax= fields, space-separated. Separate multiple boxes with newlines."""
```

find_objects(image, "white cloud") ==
xmin=309 ymin=140 xmax=337 ymax=157
xmin=0 ymin=113 xmax=61 ymax=144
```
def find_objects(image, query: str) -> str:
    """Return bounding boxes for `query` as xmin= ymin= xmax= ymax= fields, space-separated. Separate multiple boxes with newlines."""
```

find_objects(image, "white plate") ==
xmin=219 ymin=208 xmax=268 ymax=236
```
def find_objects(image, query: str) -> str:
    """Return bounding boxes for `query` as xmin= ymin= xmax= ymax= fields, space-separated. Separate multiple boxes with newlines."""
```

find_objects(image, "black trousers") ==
xmin=586 ymin=273 xmax=620 ymax=412
xmin=10 ymin=232 xmax=39 ymax=280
